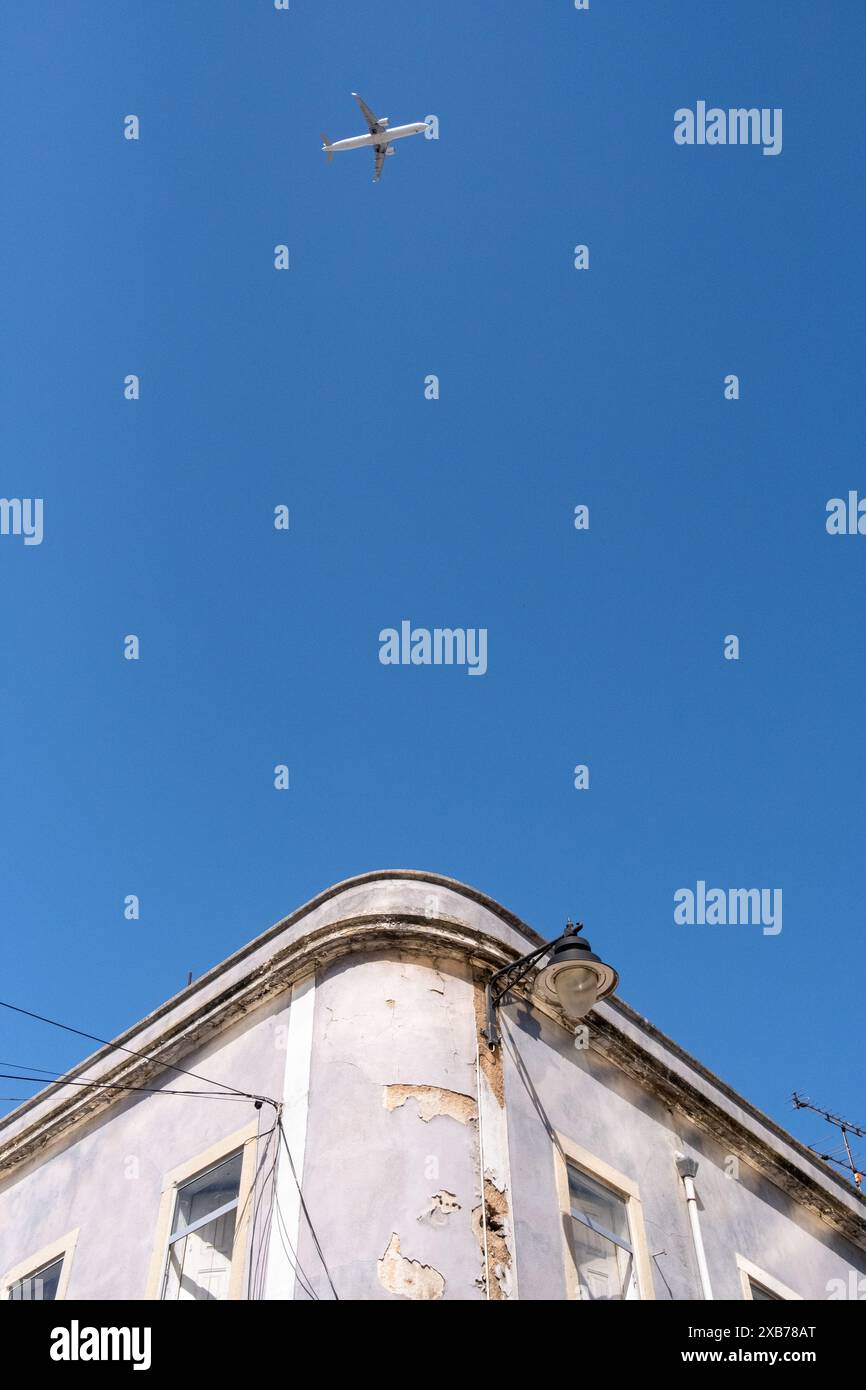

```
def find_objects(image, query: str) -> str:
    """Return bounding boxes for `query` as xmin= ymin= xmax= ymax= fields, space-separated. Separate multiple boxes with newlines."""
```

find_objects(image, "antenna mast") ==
xmin=791 ymin=1092 xmax=865 ymax=1190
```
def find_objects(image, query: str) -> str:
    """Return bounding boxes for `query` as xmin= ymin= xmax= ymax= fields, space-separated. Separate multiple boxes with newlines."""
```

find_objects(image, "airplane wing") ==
xmin=352 ymin=91 xmax=382 ymax=134
xmin=373 ymin=143 xmax=388 ymax=181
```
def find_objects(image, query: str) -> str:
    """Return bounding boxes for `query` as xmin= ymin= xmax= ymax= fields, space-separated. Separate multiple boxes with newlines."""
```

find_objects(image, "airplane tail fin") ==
xmin=321 ymin=134 xmax=333 ymax=163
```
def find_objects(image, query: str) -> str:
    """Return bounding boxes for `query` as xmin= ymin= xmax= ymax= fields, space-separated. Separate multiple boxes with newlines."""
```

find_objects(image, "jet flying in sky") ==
xmin=321 ymin=93 xmax=427 ymax=182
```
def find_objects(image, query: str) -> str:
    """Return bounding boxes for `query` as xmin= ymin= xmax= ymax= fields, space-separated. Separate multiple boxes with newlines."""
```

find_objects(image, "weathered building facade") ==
xmin=2 ymin=872 xmax=864 ymax=1301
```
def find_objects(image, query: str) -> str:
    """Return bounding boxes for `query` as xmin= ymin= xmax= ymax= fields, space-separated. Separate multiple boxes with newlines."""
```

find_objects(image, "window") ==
xmin=146 ymin=1123 xmax=258 ymax=1301
xmin=736 ymin=1254 xmax=801 ymax=1302
xmin=552 ymin=1132 xmax=654 ymax=1301
xmin=567 ymin=1163 xmax=638 ymax=1300
xmin=2 ymin=1230 xmax=78 ymax=1302
xmin=749 ymin=1281 xmax=781 ymax=1301
xmin=8 ymin=1255 xmax=64 ymax=1301
xmin=162 ymin=1151 xmax=244 ymax=1301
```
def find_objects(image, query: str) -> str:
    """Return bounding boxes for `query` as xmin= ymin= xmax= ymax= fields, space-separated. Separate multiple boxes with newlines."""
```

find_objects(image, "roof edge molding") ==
xmin=0 ymin=872 xmax=863 ymax=1250
xmin=0 ymin=872 xmax=540 ymax=1154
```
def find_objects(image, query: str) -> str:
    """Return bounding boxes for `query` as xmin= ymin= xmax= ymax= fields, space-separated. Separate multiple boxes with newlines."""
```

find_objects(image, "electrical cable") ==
xmin=273 ymin=1190 xmax=319 ymax=1301
xmin=0 ymin=1060 xmax=71 ymax=1073
xmin=0 ymin=997 xmax=276 ymax=1106
xmin=245 ymin=1106 xmax=277 ymax=1301
xmin=276 ymin=1118 xmax=339 ymax=1299
xmin=244 ymin=1106 xmax=320 ymax=1302
xmin=246 ymin=1123 xmax=321 ymax=1303
xmin=0 ymin=1071 xmax=258 ymax=1100
xmin=252 ymin=1118 xmax=291 ymax=1301
xmin=0 ymin=1005 xmax=329 ymax=1297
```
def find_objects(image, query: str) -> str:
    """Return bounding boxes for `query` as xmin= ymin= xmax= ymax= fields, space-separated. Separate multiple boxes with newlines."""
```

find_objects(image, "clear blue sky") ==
xmin=2 ymin=2 xmax=864 ymax=1171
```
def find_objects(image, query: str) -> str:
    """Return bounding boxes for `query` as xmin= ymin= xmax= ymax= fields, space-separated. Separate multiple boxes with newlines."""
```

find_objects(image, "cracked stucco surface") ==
xmin=296 ymin=950 xmax=485 ymax=1298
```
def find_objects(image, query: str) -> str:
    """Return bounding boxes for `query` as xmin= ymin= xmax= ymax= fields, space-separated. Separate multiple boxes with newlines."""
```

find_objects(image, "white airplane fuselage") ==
xmin=326 ymin=122 xmax=427 ymax=154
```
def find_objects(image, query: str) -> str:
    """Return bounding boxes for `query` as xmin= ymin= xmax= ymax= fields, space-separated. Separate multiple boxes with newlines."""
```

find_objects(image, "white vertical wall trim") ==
xmin=264 ymin=971 xmax=316 ymax=1300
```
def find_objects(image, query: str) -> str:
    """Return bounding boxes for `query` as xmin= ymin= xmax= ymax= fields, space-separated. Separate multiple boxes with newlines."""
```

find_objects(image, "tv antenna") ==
xmin=791 ymin=1093 xmax=865 ymax=1190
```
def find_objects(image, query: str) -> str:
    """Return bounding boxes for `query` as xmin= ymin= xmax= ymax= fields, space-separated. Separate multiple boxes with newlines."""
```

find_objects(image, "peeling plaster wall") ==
xmin=0 ymin=998 xmax=289 ymax=1300
xmin=2 ymin=872 xmax=863 ymax=1304
xmin=296 ymin=951 xmax=486 ymax=1300
xmin=501 ymin=1005 xmax=866 ymax=1301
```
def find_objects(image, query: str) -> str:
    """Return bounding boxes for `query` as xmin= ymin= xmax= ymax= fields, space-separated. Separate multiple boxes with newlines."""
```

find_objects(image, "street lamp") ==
xmin=482 ymin=921 xmax=618 ymax=1049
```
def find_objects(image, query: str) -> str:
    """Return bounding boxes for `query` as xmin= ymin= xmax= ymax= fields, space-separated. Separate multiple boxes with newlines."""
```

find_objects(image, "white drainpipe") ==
xmin=676 ymin=1154 xmax=714 ymax=1299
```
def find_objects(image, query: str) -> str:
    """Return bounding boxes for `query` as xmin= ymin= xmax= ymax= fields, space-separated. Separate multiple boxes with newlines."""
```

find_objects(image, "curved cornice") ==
xmin=0 ymin=872 xmax=864 ymax=1251
xmin=0 ymin=872 xmax=539 ymax=1171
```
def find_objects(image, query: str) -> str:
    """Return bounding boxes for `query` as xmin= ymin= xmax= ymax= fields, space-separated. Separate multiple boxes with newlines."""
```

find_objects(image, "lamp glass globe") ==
xmin=554 ymin=964 xmax=599 ymax=1019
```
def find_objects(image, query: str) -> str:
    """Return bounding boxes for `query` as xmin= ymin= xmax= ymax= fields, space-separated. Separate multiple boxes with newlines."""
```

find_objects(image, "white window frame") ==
xmin=145 ymin=1121 xmax=259 ymax=1301
xmin=552 ymin=1132 xmax=654 ymax=1301
xmin=736 ymin=1253 xmax=802 ymax=1301
xmin=1 ymin=1228 xmax=79 ymax=1301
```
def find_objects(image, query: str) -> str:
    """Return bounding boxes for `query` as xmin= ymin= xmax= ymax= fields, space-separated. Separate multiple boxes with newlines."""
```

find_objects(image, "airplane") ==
xmin=321 ymin=93 xmax=427 ymax=182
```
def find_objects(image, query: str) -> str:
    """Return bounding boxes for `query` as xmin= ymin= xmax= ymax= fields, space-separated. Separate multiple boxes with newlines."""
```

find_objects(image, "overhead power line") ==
xmin=277 ymin=1118 xmax=339 ymax=1300
xmin=0 ymin=997 xmax=277 ymax=1109
xmin=0 ymin=1060 xmax=256 ymax=1104
xmin=0 ymin=1071 xmax=258 ymax=1100
xmin=0 ymin=1060 xmax=71 ymax=1074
